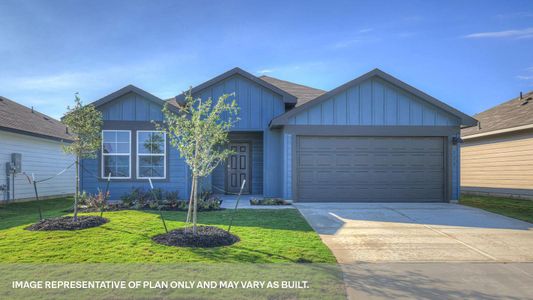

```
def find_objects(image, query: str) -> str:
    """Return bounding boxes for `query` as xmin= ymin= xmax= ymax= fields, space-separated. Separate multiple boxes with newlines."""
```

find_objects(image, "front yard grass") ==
xmin=460 ymin=194 xmax=533 ymax=223
xmin=0 ymin=198 xmax=336 ymax=263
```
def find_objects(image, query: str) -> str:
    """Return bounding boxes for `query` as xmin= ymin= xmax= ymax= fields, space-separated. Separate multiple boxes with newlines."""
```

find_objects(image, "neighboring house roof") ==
xmin=462 ymin=91 xmax=533 ymax=139
xmin=258 ymin=75 xmax=326 ymax=107
xmin=0 ymin=96 xmax=74 ymax=142
xmin=270 ymin=68 xmax=478 ymax=127
xmin=170 ymin=67 xmax=298 ymax=106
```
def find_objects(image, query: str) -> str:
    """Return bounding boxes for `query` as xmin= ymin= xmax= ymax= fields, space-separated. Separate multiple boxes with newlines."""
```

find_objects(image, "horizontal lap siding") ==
xmin=0 ymin=131 xmax=75 ymax=201
xmin=461 ymin=130 xmax=533 ymax=193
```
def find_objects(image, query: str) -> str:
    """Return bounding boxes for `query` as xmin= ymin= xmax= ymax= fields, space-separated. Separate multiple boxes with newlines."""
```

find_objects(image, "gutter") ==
xmin=462 ymin=123 xmax=533 ymax=140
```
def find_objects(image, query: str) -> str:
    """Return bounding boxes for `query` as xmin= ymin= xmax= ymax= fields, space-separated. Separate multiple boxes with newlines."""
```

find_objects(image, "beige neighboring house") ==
xmin=461 ymin=91 xmax=533 ymax=200
xmin=0 ymin=96 xmax=75 ymax=202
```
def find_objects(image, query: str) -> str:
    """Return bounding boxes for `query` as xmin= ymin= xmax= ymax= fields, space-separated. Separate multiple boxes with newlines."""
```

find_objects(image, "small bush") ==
xmin=250 ymin=198 xmax=290 ymax=206
xmin=118 ymin=188 xmax=222 ymax=211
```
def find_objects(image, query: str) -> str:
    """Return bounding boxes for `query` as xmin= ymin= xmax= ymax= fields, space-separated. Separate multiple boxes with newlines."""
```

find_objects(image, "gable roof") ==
xmin=270 ymin=68 xmax=478 ymax=127
xmin=0 ymin=96 xmax=74 ymax=142
xmin=91 ymin=84 xmax=163 ymax=107
xmin=171 ymin=67 xmax=298 ymax=106
xmin=259 ymin=75 xmax=326 ymax=107
xmin=90 ymin=84 xmax=180 ymax=114
xmin=462 ymin=90 xmax=533 ymax=138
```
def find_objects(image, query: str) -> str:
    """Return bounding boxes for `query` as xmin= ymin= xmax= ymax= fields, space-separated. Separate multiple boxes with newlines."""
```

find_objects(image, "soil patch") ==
xmin=25 ymin=216 xmax=108 ymax=231
xmin=152 ymin=225 xmax=239 ymax=248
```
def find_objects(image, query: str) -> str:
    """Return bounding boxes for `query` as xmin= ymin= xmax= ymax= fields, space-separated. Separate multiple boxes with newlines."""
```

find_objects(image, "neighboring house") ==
xmin=0 ymin=96 xmax=75 ymax=202
xmin=81 ymin=68 xmax=476 ymax=202
xmin=461 ymin=91 xmax=533 ymax=200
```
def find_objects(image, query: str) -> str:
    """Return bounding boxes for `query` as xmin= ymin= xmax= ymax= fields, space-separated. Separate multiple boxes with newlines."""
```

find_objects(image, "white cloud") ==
xmin=256 ymin=69 xmax=274 ymax=74
xmin=464 ymin=27 xmax=533 ymax=39
xmin=517 ymin=75 xmax=533 ymax=80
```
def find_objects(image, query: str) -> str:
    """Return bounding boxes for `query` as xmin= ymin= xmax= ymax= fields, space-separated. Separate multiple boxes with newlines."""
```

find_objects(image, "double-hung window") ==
xmin=102 ymin=130 xmax=131 ymax=179
xmin=137 ymin=131 xmax=166 ymax=179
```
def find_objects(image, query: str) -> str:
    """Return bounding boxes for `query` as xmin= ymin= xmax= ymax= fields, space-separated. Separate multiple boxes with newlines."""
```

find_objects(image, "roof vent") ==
xmin=31 ymin=106 xmax=34 ymax=113
xmin=520 ymin=91 xmax=531 ymax=105
xmin=66 ymin=127 xmax=69 ymax=134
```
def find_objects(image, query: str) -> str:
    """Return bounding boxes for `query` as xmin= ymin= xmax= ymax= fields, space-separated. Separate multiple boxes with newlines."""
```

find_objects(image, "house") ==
xmin=461 ymin=91 xmax=533 ymax=200
xmin=0 ymin=96 xmax=75 ymax=202
xmin=80 ymin=68 xmax=476 ymax=202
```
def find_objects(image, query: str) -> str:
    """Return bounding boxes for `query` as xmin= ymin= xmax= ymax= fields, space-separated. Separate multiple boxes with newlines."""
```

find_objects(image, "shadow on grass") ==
xmin=0 ymin=198 xmax=73 ymax=230
xmin=144 ymin=208 xmax=315 ymax=232
xmin=0 ymin=198 xmax=314 ymax=233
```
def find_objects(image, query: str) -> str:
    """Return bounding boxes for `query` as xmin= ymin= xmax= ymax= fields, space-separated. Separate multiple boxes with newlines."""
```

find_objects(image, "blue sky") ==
xmin=1 ymin=0 xmax=532 ymax=119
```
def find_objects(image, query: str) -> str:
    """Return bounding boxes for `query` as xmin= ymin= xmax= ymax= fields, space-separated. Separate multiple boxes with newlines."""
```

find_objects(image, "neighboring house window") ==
xmin=137 ymin=131 xmax=166 ymax=179
xmin=102 ymin=130 xmax=131 ymax=179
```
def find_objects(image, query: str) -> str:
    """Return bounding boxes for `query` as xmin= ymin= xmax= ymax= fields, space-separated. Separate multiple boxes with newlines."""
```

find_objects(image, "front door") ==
xmin=227 ymin=143 xmax=250 ymax=194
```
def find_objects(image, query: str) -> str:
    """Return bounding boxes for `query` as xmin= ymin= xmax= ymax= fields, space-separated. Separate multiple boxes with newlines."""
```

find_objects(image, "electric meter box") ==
xmin=11 ymin=153 xmax=21 ymax=174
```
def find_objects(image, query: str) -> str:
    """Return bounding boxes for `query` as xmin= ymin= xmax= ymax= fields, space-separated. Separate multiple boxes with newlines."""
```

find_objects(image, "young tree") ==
xmin=158 ymin=91 xmax=239 ymax=235
xmin=62 ymin=93 xmax=103 ymax=221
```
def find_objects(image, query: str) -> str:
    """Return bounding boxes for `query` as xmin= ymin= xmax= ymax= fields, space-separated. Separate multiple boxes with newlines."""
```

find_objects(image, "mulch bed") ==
xmin=25 ymin=216 xmax=108 ymax=231
xmin=152 ymin=225 xmax=239 ymax=248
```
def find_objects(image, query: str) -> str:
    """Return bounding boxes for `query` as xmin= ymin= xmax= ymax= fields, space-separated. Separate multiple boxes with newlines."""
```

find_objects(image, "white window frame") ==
xmin=101 ymin=130 xmax=131 ymax=179
xmin=136 ymin=130 xmax=167 ymax=180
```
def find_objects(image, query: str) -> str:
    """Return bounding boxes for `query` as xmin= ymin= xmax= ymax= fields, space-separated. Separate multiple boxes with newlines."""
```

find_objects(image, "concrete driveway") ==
xmin=295 ymin=203 xmax=533 ymax=299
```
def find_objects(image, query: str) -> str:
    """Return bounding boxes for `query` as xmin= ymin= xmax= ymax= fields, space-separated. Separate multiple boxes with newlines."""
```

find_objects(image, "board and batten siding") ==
xmin=461 ymin=130 xmax=533 ymax=199
xmin=81 ymin=93 xmax=189 ymax=199
xmin=191 ymin=74 xmax=286 ymax=197
xmin=288 ymin=77 xmax=459 ymax=126
xmin=281 ymin=76 xmax=462 ymax=201
xmin=0 ymin=130 xmax=75 ymax=201
xmin=100 ymin=92 xmax=163 ymax=121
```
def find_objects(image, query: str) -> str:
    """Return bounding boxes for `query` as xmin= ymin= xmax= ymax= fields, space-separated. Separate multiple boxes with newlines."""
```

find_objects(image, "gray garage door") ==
xmin=296 ymin=136 xmax=445 ymax=202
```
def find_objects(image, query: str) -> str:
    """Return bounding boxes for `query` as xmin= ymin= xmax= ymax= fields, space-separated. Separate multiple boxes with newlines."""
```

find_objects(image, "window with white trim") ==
xmin=102 ymin=130 xmax=131 ymax=179
xmin=137 ymin=131 xmax=166 ymax=179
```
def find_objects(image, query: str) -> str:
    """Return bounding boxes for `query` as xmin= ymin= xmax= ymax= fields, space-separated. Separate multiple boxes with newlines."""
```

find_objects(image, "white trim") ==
xmin=462 ymin=124 xmax=533 ymax=140
xmin=101 ymin=130 xmax=131 ymax=179
xmin=136 ymin=130 xmax=167 ymax=180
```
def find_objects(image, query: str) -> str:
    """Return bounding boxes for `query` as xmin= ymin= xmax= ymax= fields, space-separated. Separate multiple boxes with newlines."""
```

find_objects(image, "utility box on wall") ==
xmin=11 ymin=153 xmax=21 ymax=173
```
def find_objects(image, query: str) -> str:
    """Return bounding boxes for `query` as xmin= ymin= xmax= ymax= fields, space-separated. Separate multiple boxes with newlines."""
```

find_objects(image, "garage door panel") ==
xmin=296 ymin=136 xmax=445 ymax=202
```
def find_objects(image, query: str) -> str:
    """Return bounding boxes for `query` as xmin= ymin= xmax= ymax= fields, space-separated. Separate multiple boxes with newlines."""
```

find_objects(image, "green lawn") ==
xmin=460 ymin=194 xmax=533 ymax=223
xmin=0 ymin=198 xmax=336 ymax=263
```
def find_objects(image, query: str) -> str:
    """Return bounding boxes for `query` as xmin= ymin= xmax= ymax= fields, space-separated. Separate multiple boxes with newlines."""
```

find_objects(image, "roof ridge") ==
xmin=258 ymin=75 xmax=325 ymax=92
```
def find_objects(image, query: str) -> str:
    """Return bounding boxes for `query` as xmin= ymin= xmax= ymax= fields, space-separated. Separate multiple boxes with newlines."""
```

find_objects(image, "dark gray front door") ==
xmin=296 ymin=136 xmax=445 ymax=202
xmin=227 ymin=143 xmax=250 ymax=194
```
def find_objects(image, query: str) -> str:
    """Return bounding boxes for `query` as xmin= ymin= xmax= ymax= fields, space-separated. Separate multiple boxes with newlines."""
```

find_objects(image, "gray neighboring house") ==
xmin=0 ymin=96 xmax=75 ymax=202
xmin=461 ymin=91 xmax=533 ymax=199
xmin=81 ymin=67 xmax=476 ymax=203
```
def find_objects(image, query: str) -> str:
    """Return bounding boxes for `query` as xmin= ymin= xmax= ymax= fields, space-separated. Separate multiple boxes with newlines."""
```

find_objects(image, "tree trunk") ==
xmin=192 ymin=176 xmax=198 ymax=235
xmin=186 ymin=176 xmax=195 ymax=224
xmin=73 ymin=156 xmax=79 ymax=222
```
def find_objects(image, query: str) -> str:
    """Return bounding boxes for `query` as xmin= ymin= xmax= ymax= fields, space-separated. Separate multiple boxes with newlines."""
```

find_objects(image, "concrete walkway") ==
xmin=295 ymin=202 xmax=533 ymax=299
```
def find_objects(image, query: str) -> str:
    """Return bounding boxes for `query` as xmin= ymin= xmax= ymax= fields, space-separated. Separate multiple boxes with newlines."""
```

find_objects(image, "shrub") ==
xmin=118 ymin=188 xmax=220 ymax=211
xmin=250 ymin=198 xmax=290 ymax=206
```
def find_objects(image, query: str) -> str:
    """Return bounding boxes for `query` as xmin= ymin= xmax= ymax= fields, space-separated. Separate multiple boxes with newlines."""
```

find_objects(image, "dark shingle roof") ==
xmin=0 ymin=96 xmax=74 ymax=141
xmin=462 ymin=91 xmax=533 ymax=137
xmin=258 ymin=75 xmax=326 ymax=106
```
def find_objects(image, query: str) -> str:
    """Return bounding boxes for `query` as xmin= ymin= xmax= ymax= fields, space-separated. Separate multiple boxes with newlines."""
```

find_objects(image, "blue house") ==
xmin=80 ymin=68 xmax=476 ymax=202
